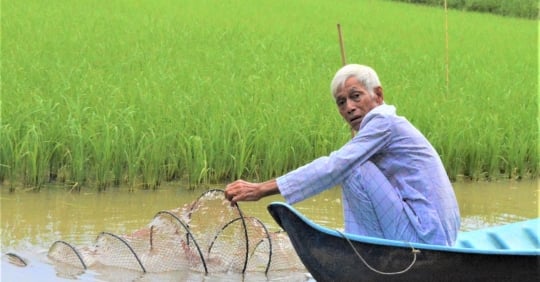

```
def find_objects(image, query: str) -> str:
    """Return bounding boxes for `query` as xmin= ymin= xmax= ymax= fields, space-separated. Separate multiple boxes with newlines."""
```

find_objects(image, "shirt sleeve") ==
xmin=277 ymin=113 xmax=393 ymax=204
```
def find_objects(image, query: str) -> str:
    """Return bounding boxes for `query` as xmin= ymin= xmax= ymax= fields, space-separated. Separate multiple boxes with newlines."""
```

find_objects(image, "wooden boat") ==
xmin=267 ymin=202 xmax=540 ymax=281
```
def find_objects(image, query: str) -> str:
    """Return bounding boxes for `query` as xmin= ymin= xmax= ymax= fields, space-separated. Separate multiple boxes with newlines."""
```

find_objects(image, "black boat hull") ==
xmin=267 ymin=202 xmax=540 ymax=281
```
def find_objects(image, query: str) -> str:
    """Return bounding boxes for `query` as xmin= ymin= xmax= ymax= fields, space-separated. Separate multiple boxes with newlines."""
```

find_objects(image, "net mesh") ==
xmin=46 ymin=189 xmax=305 ymax=275
xmin=48 ymin=240 xmax=88 ymax=269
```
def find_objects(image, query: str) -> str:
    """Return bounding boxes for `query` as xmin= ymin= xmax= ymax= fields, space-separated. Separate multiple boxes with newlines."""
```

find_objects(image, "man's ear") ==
xmin=374 ymin=86 xmax=384 ymax=103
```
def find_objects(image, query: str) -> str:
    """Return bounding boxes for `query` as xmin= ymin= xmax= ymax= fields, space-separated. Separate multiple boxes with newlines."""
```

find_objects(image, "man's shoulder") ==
xmin=362 ymin=104 xmax=416 ymax=133
xmin=365 ymin=104 xmax=397 ymax=122
xmin=370 ymin=104 xmax=396 ymax=116
xmin=360 ymin=104 xmax=396 ymax=131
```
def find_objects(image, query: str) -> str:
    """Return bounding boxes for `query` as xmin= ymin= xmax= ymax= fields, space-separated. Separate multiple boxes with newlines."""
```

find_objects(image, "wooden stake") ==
xmin=444 ymin=0 xmax=449 ymax=92
xmin=337 ymin=24 xmax=355 ymax=138
xmin=337 ymin=24 xmax=347 ymax=66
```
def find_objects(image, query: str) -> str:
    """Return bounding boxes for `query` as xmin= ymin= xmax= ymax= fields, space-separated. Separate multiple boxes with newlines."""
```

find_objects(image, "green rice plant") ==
xmin=135 ymin=130 xmax=161 ymax=190
xmin=121 ymin=124 xmax=140 ymax=190
xmin=18 ymin=125 xmax=45 ymax=188
xmin=87 ymin=116 xmax=118 ymax=190
xmin=64 ymin=103 xmax=90 ymax=187
xmin=0 ymin=0 xmax=537 ymax=189
xmin=184 ymin=135 xmax=209 ymax=187
xmin=0 ymin=124 xmax=17 ymax=188
xmin=388 ymin=0 xmax=538 ymax=19
xmin=2 ymin=126 xmax=19 ymax=186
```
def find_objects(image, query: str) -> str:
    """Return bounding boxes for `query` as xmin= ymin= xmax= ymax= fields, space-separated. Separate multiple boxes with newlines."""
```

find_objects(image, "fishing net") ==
xmin=46 ymin=189 xmax=305 ymax=275
xmin=48 ymin=240 xmax=88 ymax=269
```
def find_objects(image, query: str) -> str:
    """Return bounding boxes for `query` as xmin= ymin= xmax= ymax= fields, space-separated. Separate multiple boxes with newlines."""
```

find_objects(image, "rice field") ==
xmin=1 ymin=0 xmax=537 ymax=190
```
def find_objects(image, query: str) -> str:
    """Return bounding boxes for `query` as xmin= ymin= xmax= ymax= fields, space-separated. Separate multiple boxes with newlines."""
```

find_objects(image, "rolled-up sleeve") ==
xmin=277 ymin=114 xmax=392 ymax=204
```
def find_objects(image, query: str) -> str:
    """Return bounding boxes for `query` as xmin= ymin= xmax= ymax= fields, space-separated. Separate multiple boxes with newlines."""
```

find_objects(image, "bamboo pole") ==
xmin=337 ymin=23 xmax=347 ymax=66
xmin=337 ymin=24 xmax=355 ymax=138
xmin=444 ymin=0 xmax=450 ymax=93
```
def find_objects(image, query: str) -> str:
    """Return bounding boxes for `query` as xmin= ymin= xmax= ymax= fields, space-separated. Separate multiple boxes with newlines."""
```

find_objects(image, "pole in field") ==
xmin=337 ymin=23 xmax=355 ymax=138
xmin=444 ymin=0 xmax=449 ymax=92
xmin=337 ymin=23 xmax=347 ymax=66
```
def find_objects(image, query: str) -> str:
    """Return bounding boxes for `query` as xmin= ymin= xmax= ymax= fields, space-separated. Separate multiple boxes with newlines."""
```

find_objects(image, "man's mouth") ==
xmin=349 ymin=116 xmax=363 ymax=129
xmin=350 ymin=116 xmax=362 ymax=123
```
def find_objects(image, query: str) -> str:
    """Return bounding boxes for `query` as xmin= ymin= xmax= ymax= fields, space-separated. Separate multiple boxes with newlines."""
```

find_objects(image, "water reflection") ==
xmin=453 ymin=180 xmax=539 ymax=230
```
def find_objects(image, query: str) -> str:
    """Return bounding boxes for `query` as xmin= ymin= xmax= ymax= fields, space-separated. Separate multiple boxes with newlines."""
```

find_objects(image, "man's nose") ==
xmin=346 ymin=100 xmax=356 ymax=114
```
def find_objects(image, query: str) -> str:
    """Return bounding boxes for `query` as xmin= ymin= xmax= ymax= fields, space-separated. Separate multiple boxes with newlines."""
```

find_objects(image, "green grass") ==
xmin=1 ymin=0 xmax=537 ymax=190
xmin=389 ymin=0 xmax=538 ymax=19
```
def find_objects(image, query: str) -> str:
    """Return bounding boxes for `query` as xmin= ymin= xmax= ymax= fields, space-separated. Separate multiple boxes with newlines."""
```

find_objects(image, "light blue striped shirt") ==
xmin=276 ymin=104 xmax=460 ymax=245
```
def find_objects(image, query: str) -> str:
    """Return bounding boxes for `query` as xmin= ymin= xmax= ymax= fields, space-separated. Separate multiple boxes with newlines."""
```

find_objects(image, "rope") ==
xmin=336 ymin=230 xmax=419 ymax=275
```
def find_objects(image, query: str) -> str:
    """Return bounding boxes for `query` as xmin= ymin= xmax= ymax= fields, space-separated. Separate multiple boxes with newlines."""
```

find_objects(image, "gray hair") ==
xmin=330 ymin=64 xmax=381 ymax=97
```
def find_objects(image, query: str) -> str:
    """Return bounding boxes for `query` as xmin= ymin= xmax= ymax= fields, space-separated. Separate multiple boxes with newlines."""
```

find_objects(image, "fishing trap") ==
xmin=46 ymin=189 xmax=305 ymax=275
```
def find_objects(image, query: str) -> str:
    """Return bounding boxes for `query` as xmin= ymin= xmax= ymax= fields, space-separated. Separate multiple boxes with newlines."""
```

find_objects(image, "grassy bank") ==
xmin=388 ymin=0 xmax=538 ymax=19
xmin=1 ymin=0 xmax=537 ymax=190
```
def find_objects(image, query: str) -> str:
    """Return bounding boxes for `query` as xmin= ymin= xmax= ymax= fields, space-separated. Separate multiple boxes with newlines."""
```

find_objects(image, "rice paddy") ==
xmin=1 ymin=0 xmax=537 ymax=190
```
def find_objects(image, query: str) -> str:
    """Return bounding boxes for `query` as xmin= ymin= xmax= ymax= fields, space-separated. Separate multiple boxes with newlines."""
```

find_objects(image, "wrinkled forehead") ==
xmin=335 ymin=77 xmax=368 ymax=96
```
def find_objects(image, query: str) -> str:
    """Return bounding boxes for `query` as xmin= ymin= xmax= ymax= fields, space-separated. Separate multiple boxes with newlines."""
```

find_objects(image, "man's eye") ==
xmin=336 ymin=99 xmax=345 ymax=106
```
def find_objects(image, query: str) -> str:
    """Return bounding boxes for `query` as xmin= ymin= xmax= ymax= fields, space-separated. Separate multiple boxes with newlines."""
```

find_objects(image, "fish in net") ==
xmin=45 ymin=189 xmax=305 ymax=276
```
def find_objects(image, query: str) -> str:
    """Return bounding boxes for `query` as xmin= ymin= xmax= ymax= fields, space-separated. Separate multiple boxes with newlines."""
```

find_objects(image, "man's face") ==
xmin=335 ymin=76 xmax=383 ymax=131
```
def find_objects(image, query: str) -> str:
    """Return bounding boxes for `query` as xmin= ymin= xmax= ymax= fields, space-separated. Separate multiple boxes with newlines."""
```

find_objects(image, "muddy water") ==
xmin=1 ymin=180 xmax=538 ymax=281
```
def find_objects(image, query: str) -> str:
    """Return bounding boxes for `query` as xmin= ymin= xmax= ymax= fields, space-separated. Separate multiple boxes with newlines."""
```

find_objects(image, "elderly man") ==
xmin=225 ymin=64 xmax=460 ymax=246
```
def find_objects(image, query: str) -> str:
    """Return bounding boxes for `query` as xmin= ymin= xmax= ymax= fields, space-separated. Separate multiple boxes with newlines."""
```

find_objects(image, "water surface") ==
xmin=1 ymin=180 xmax=538 ymax=281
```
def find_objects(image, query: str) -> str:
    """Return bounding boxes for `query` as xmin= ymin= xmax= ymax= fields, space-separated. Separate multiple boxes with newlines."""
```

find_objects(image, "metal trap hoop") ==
xmin=152 ymin=210 xmax=208 ymax=274
xmin=95 ymin=231 xmax=146 ymax=273
xmin=48 ymin=240 xmax=87 ymax=269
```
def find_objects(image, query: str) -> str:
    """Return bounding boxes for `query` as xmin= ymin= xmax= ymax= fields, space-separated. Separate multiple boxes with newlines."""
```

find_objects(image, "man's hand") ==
xmin=225 ymin=179 xmax=279 ymax=205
